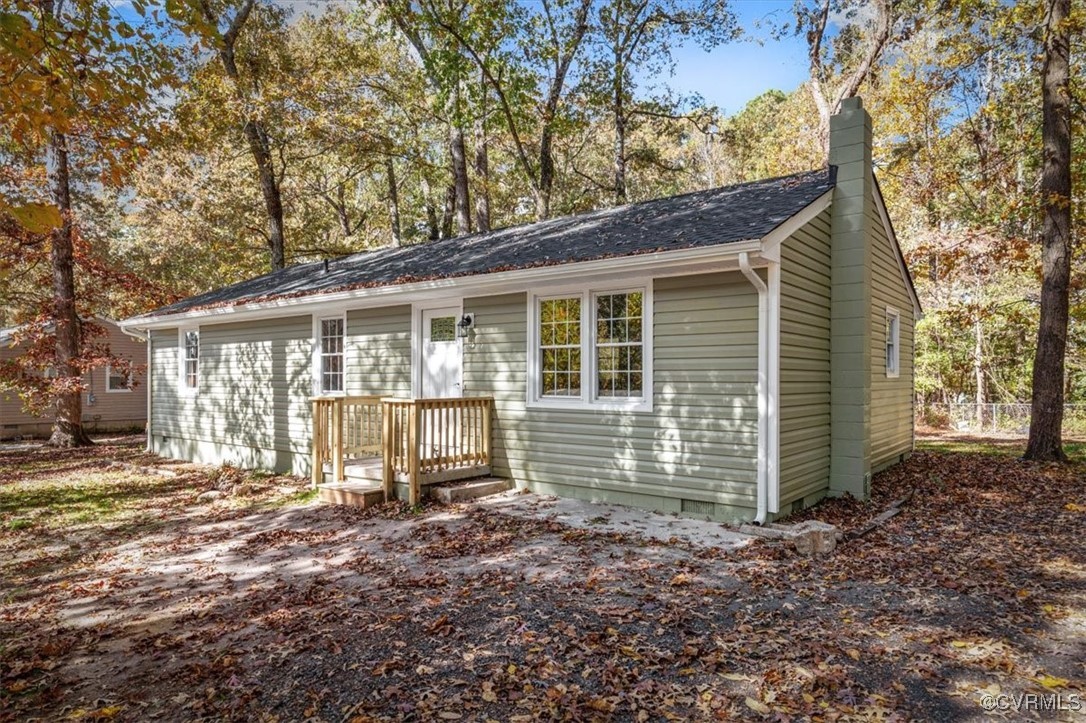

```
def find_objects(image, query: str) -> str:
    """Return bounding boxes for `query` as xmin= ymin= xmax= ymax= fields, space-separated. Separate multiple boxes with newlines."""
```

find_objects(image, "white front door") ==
xmin=420 ymin=306 xmax=462 ymax=398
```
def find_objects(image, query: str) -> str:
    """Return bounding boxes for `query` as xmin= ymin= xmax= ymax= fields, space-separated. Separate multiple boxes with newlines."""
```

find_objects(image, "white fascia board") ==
xmin=759 ymin=190 xmax=833 ymax=263
xmin=119 ymin=239 xmax=767 ymax=331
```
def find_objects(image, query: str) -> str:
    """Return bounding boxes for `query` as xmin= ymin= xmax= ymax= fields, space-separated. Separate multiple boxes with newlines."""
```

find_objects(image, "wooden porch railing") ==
xmin=312 ymin=396 xmax=494 ymax=505
xmin=382 ymin=397 xmax=493 ymax=504
xmin=311 ymin=395 xmax=383 ymax=487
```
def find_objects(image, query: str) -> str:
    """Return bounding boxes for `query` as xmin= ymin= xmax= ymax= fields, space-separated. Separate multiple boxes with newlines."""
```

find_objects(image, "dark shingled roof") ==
xmin=144 ymin=168 xmax=834 ymax=318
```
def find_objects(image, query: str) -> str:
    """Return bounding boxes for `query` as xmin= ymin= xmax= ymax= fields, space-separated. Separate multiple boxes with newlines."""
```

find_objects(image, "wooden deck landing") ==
xmin=321 ymin=457 xmax=491 ymax=486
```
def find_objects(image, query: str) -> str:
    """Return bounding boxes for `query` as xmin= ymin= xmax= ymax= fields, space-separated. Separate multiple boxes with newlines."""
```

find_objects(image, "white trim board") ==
xmin=760 ymin=190 xmax=833 ymax=263
xmin=738 ymin=253 xmax=781 ymax=522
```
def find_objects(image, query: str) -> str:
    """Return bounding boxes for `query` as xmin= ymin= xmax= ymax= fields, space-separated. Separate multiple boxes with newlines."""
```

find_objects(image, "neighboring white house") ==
xmin=120 ymin=98 xmax=919 ymax=522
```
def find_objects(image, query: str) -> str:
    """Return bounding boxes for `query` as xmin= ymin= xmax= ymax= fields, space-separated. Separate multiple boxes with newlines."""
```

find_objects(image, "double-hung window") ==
xmin=180 ymin=328 xmax=199 ymax=393
xmin=318 ymin=316 xmax=345 ymax=394
xmin=531 ymin=286 xmax=651 ymax=411
xmin=885 ymin=308 xmax=900 ymax=378
xmin=595 ymin=291 xmax=644 ymax=399
xmin=539 ymin=296 xmax=582 ymax=398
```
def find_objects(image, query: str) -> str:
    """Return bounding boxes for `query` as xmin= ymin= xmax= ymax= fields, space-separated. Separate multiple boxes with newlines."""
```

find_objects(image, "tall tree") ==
xmin=191 ymin=0 xmax=289 ymax=270
xmin=0 ymin=0 xmax=173 ymax=446
xmin=795 ymin=0 xmax=908 ymax=155
xmin=380 ymin=0 xmax=478 ymax=236
xmin=1025 ymin=0 xmax=1072 ymax=461
xmin=439 ymin=0 xmax=592 ymax=219
xmin=586 ymin=0 xmax=737 ymax=203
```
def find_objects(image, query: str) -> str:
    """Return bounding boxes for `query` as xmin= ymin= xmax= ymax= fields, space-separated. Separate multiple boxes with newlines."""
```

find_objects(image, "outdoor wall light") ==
xmin=457 ymin=313 xmax=475 ymax=339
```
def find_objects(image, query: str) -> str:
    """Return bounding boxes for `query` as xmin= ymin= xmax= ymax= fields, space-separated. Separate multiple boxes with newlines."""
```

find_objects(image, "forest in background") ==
xmin=0 ymin=0 xmax=1082 ymax=429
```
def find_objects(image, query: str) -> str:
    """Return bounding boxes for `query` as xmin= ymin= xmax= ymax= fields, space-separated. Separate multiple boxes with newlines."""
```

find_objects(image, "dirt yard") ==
xmin=1 ymin=436 xmax=1084 ymax=721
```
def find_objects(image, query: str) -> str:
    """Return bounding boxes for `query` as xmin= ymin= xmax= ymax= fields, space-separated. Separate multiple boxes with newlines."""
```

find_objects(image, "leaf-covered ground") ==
xmin=1 ymin=436 xmax=1084 ymax=721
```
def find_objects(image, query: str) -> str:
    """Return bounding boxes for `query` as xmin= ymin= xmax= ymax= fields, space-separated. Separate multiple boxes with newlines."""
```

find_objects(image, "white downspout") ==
xmin=739 ymin=252 xmax=768 ymax=525
xmin=118 ymin=326 xmax=152 ymax=453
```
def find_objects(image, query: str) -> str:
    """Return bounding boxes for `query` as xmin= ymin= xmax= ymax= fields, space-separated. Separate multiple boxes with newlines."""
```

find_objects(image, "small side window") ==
xmin=319 ymin=317 xmax=345 ymax=394
xmin=180 ymin=328 xmax=199 ymax=392
xmin=106 ymin=364 xmax=132 ymax=392
xmin=885 ymin=309 xmax=900 ymax=378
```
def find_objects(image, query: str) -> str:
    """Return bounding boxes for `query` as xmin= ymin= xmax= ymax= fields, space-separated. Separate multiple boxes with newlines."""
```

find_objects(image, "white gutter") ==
xmin=739 ymin=251 xmax=769 ymax=525
xmin=116 ymin=324 xmax=151 ymax=451
xmin=117 ymin=326 xmax=147 ymax=342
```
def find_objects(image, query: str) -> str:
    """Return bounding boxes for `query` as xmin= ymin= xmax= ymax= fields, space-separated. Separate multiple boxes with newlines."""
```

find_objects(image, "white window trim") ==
xmin=886 ymin=307 xmax=901 ymax=379
xmin=312 ymin=313 xmax=347 ymax=396
xmin=105 ymin=363 xmax=132 ymax=393
xmin=526 ymin=281 xmax=653 ymax=413
xmin=178 ymin=326 xmax=199 ymax=396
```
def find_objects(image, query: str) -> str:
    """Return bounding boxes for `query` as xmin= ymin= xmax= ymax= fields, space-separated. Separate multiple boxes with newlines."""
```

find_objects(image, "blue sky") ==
xmin=661 ymin=0 xmax=809 ymax=116
xmin=116 ymin=0 xmax=811 ymax=118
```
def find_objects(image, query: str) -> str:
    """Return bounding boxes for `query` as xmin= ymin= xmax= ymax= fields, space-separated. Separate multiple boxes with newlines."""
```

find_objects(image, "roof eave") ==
xmin=120 ymin=238 xmax=769 ymax=331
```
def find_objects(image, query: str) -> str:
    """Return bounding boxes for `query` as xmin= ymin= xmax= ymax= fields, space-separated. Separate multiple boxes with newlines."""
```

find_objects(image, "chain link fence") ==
xmin=916 ymin=403 xmax=1086 ymax=435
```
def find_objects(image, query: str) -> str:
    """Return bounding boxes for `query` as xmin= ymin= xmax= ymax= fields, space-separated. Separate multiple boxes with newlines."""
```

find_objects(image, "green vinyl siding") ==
xmin=869 ymin=204 xmax=915 ymax=470
xmin=150 ymin=316 xmax=312 ymax=475
xmin=778 ymin=208 xmax=833 ymax=509
xmin=464 ymin=271 xmax=760 ymax=521
xmin=346 ymin=305 xmax=412 ymax=396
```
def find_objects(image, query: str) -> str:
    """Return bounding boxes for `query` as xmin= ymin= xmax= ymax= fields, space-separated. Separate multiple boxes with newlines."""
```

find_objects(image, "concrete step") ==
xmin=431 ymin=477 xmax=513 ymax=503
xmin=318 ymin=482 xmax=385 ymax=508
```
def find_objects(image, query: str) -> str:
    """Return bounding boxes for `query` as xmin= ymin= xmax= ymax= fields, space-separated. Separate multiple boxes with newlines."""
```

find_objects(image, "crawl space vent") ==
xmin=681 ymin=499 xmax=715 ymax=516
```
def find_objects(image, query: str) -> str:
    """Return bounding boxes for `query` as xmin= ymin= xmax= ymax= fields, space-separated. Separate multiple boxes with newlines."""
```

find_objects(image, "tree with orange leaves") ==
xmin=0 ymin=0 xmax=177 ymax=446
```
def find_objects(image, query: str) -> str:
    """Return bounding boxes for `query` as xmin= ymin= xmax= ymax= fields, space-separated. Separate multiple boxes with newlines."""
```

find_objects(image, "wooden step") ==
xmin=322 ymin=457 xmax=383 ymax=483
xmin=318 ymin=482 xmax=385 ymax=508
xmin=431 ymin=477 xmax=513 ymax=503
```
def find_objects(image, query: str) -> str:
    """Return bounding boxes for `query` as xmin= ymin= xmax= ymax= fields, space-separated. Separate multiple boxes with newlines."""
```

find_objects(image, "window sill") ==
xmin=526 ymin=397 xmax=653 ymax=414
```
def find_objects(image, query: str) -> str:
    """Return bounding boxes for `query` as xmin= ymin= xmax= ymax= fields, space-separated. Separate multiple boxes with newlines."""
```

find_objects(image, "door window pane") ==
xmin=430 ymin=316 xmax=456 ymax=342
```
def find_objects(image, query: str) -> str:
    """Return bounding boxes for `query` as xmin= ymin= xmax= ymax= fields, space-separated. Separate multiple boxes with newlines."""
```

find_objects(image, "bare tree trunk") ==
xmin=474 ymin=73 xmax=491 ymax=233
xmin=805 ymin=0 xmax=891 ymax=158
xmin=613 ymin=48 xmax=627 ymax=205
xmin=204 ymin=0 xmax=287 ymax=271
xmin=420 ymin=175 xmax=440 ymax=241
xmin=440 ymin=184 xmax=455 ymax=239
xmin=449 ymin=121 xmax=471 ymax=235
xmin=334 ymin=184 xmax=353 ymax=238
xmin=385 ymin=156 xmax=402 ymax=247
xmin=537 ymin=125 xmax=555 ymax=219
xmin=244 ymin=121 xmax=286 ymax=269
xmin=45 ymin=131 xmax=92 ymax=448
xmin=1025 ymin=0 xmax=1072 ymax=462
xmin=447 ymin=77 xmax=471 ymax=236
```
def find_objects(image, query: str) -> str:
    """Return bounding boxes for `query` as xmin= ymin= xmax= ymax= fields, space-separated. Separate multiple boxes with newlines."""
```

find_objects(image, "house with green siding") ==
xmin=120 ymin=98 xmax=919 ymax=523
